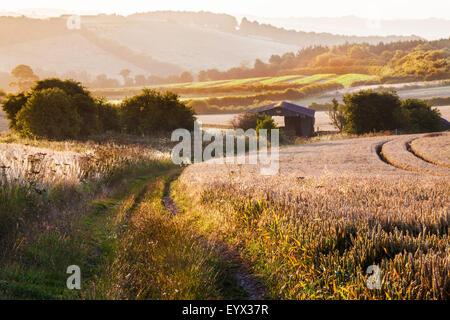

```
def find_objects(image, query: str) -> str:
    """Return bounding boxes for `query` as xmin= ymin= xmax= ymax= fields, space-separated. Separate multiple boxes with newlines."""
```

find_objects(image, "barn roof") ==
xmin=247 ymin=101 xmax=315 ymax=118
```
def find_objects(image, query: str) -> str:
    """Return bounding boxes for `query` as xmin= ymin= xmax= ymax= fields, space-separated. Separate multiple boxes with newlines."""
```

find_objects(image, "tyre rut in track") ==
xmin=161 ymin=173 xmax=266 ymax=300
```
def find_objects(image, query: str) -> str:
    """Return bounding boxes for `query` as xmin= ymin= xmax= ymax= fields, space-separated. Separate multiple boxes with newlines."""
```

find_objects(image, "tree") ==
xmin=339 ymin=90 xmax=441 ymax=135
xmin=397 ymin=99 xmax=442 ymax=133
xmin=9 ymin=64 xmax=38 ymax=91
xmin=15 ymin=88 xmax=81 ymax=139
xmin=256 ymin=116 xmax=277 ymax=140
xmin=231 ymin=112 xmax=269 ymax=130
xmin=328 ymin=98 xmax=347 ymax=132
xmin=119 ymin=69 xmax=132 ymax=86
xmin=2 ymin=78 xmax=102 ymax=137
xmin=179 ymin=71 xmax=194 ymax=83
xmin=269 ymin=54 xmax=282 ymax=65
xmin=187 ymin=100 xmax=212 ymax=114
xmin=121 ymin=89 xmax=195 ymax=135
xmin=254 ymin=59 xmax=267 ymax=74
xmin=134 ymin=74 xmax=147 ymax=86
xmin=91 ymin=74 xmax=120 ymax=88
xmin=71 ymin=93 xmax=99 ymax=136
xmin=348 ymin=45 xmax=368 ymax=60
xmin=33 ymin=78 xmax=88 ymax=96
xmin=202 ymin=69 xmax=221 ymax=81
xmin=96 ymin=98 xmax=121 ymax=132
xmin=343 ymin=90 xmax=402 ymax=134
xmin=33 ymin=78 xmax=99 ymax=137
xmin=1 ymin=92 xmax=28 ymax=129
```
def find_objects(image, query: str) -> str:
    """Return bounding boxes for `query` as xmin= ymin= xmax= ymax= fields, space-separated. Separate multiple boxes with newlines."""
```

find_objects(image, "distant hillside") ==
xmin=85 ymin=12 xmax=420 ymax=72
xmin=0 ymin=16 xmax=183 ymax=78
xmin=0 ymin=12 xmax=426 ymax=81
xmin=0 ymin=33 xmax=150 ymax=79
xmin=194 ymin=38 xmax=450 ymax=83
xmin=237 ymin=17 xmax=422 ymax=46
xmin=243 ymin=15 xmax=450 ymax=40
xmin=82 ymin=16 xmax=299 ymax=73
xmin=125 ymin=11 xmax=421 ymax=45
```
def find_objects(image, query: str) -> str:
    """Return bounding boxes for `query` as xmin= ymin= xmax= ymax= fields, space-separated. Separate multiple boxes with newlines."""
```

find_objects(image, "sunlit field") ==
xmin=90 ymin=73 xmax=379 ymax=99
xmin=174 ymin=133 xmax=449 ymax=299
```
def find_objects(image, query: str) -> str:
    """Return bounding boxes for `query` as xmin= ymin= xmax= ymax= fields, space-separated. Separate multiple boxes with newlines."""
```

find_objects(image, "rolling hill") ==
xmin=0 ymin=12 xmax=422 ymax=81
xmin=0 ymin=33 xmax=150 ymax=78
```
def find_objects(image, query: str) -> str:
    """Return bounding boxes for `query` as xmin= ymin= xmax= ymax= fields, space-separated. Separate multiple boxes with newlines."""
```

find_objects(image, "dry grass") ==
xmin=0 ymin=109 xmax=8 ymax=133
xmin=0 ymin=135 xmax=172 ymax=255
xmin=0 ymin=143 xmax=83 ymax=187
xmin=0 ymin=133 xmax=248 ymax=300
xmin=175 ymin=133 xmax=450 ymax=299
xmin=0 ymin=134 xmax=179 ymax=299
xmin=88 ymin=171 xmax=245 ymax=300
xmin=409 ymin=132 xmax=450 ymax=168
xmin=0 ymin=133 xmax=171 ymax=188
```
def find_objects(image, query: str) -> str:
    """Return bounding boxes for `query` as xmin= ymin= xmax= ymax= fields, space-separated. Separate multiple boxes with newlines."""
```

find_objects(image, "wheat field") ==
xmin=175 ymin=133 xmax=450 ymax=299
xmin=409 ymin=132 xmax=450 ymax=168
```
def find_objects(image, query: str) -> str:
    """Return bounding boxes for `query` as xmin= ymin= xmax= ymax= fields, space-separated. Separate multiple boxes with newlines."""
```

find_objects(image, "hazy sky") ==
xmin=1 ymin=0 xmax=450 ymax=20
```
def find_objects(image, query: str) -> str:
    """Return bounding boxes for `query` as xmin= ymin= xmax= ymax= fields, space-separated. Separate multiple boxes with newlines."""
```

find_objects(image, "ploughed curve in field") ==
xmin=183 ymin=135 xmax=425 ymax=183
xmin=175 ymin=131 xmax=450 ymax=181
xmin=409 ymin=132 xmax=450 ymax=168
xmin=380 ymin=134 xmax=450 ymax=176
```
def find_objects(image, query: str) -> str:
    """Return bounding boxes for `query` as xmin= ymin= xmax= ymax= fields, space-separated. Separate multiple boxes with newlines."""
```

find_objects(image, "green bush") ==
xmin=15 ymin=88 xmax=81 ymax=139
xmin=1 ymin=92 xmax=29 ymax=130
xmin=2 ymin=78 xmax=102 ymax=138
xmin=97 ymin=99 xmax=121 ymax=132
xmin=256 ymin=116 xmax=278 ymax=140
xmin=32 ymin=78 xmax=89 ymax=96
xmin=231 ymin=112 xmax=268 ymax=130
xmin=328 ymin=98 xmax=346 ymax=132
xmin=121 ymin=89 xmax=195 ymax=134
xmin=397 ymin=99 xmax=442 ymax=133
xmin=339 ymin=90 xmax=444 ymax=134
xmin=343 ymin=90 xmax=402 ymax=134
xmin=71 ymin=93 xmax=99 ymax=136
xmin=34 ymin=79 xmax=99 ymax=137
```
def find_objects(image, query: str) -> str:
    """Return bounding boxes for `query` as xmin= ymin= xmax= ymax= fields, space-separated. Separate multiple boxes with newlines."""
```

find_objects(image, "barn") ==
xmin=247 ymin=101 xmax=315 ymax=137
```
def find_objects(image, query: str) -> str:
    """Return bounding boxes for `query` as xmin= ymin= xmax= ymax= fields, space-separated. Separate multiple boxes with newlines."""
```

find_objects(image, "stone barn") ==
xmin=247 ymin=101 xmax=315 ymax=137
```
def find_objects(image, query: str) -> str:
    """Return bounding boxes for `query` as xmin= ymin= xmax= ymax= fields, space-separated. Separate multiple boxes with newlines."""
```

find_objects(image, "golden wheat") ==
xmin=176 ymin=134 xmax=450 ymax=299
xmin=409 ymin=132 xmax=450 ymax=168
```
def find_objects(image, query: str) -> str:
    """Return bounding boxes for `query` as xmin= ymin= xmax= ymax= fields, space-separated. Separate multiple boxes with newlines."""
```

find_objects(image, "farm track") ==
xmin=380 ymin=134 xmax=450 ymax=176
xmin=161 ymin=172 xmax=265 ymax=299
